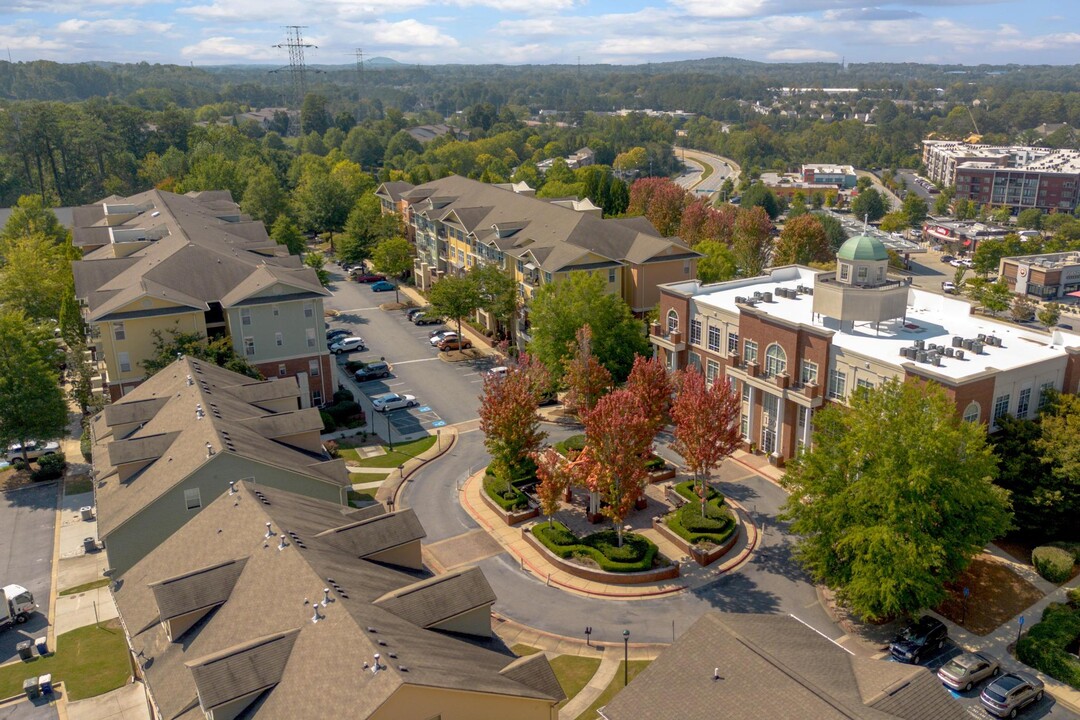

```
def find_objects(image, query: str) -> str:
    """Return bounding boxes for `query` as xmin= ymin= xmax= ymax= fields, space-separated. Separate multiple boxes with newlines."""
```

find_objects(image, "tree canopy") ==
xmin=0 ymin=310 xmax=69 ymax=455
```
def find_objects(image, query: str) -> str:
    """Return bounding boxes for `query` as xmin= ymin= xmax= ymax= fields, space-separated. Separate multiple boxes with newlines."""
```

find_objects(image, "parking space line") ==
xmin=391 ymin=357 xmax=441 ymax=365
xmin=333 ymin=307 xmax=380 ymax=313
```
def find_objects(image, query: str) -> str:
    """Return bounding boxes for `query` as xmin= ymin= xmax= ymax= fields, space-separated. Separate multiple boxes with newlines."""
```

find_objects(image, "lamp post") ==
xmin=386 ymin=410 xmax=394 ymax=452
xmin=585 ymin=626 xmax=592 ymax=647
xmin=622 ymin=629 xmax=630 ymax=686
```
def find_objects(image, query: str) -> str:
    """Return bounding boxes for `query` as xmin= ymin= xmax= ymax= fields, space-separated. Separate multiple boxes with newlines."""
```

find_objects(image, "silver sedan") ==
xmin=937 ymin=652 xmax=999 ymax=692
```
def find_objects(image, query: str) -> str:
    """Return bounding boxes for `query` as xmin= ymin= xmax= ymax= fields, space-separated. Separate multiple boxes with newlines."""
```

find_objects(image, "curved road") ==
xmin=399 ymin=429 xmax=838 ymax=646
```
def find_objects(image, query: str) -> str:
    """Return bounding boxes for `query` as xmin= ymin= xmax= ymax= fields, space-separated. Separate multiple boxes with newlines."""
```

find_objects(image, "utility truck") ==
xmin=1 ymin=585 xmax=36 ymax=629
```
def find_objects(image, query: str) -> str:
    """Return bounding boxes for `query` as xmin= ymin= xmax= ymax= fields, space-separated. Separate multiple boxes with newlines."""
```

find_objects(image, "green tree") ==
xmin=878 ymin=211 xmax=908 ymax=233
xmin=1037 ymin=302 xmax=1062 ymax=331
xmin=901 ymin=194 xmax=928 ymax=228
xmin=731 ymin=206 xmax=774 ymax=278
xmin=0 ymin=195 xmax=70 ymax=248
xmin=781 ymin=379 xmax=1011 ymax=621
xmin=1016 ymin=208 xmax=1044 ymax=230
xmin=339 ymin=192 xmax=399 ymax=266
xmin=1034 ymin=393 xmax=1080 ymax=538
xmin=982 ymin=280 xmax=1013 ymax=316
xmin=370 ymin=236 xmax=414 ymax=304
xmin=142 ymin=328 xmax=261 ymax=379
xmin=992 ymin=415 xmax=1064 ymax=540
xmin=270 ymin=214 xmax=305 ymax=256
xmin=0 ymin=310 xmax=69 ymax=460
xmin=741 ymin=182 xmax=780 ymax=220
xmin=816 ymin=212 xmax=848 ymax=252
xmin=527 ymin=272 xmax=649 ymax=383
xmin=850 ymin=188 xmax=887 ymax=222
xmin=303 ymin=253 xmax=330 ymax=286
xmin=470 ymin=263 xmax=518 ymax=340
xmin=696 ymin=241 xmax=738 ymax=284
xmin=291 ymin=162 xmax=350 ymax=238
xmin=241 ymin=165 xmax=286 ymax=225
xmin=300 ymin=93 xmax=331 ymax=136
xmin=427 ymin=274 xmax=481 ymax=340
xmin=773 ymin=214 xmax=831 ymax=266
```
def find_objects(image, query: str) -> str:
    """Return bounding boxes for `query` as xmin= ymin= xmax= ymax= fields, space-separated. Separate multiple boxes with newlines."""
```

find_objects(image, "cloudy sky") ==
xmin=2 ymin=0 xmax=1079 ymax=67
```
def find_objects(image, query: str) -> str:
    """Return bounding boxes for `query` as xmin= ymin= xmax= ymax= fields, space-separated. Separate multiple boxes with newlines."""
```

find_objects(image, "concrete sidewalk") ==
xmin=66 ymin=682 xmax=148 ymax=720
xmin=559 ymin=645 xmax=620 ymax=720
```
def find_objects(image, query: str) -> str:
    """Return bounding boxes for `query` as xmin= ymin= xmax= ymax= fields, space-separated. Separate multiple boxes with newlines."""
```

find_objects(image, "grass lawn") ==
xmin=59 ymin=578 xmax=110 ymax=597
xmin=339 ymin=436 xmax=438 ymax=468
xmin=64 ymin=476 xmax=94 ymax=495
xmin=349 ymin=470 xmax=391 ymax=482
xmin=576 ymin=660 xmax=651 ymax=720
xmin=552 ymin=655 xmax=601 ymax=710
xmin=0 ymin=619 xmax=130 ymax=700
xmin=935 ymin=554 xmax=1045 ymax=635
xmin=512 ymin=644 xmax=541 ymax=656
xmin=347 ymin=490 xmax=376 ymax=506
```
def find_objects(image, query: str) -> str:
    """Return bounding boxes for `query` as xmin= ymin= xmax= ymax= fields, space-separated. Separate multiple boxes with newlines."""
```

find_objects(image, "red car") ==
xmin=352 ymin=272 xmax=387 ymax=283
xmin=438 ymin=337 xmax=473 ymax=352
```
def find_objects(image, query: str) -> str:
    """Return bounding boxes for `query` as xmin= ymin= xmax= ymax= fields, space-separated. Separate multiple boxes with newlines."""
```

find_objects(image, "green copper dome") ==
xmin=836 ymin=234 xmax=889 ymax=262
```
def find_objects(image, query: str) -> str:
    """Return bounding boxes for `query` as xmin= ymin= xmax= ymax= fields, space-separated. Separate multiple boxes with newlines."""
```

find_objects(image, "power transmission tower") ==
xmin=273 ymin=26 xmax=316 ymax=106
xmin=355 ymin=48 xmax=364 ymax=84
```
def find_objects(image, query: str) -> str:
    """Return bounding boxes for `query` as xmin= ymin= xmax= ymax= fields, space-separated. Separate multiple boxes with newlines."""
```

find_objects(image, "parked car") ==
xmin=941 ymin=281 xmax=956 ymax=294
xmin=353 ymin=361 xmax=391 ymax=382
xmin=326 ymin=328 xmax=350 ymax=342
xmin=980 ymin=672 xmax=1044 ymax=718
xmin=430 ymin=330 xmax=457 ymax=346
xmin=438 ymin=337 xmax=473 ymax=351
xmin=889 ymin=615 xmax=947 ymax=664
xmin=370 ymin=280 xmax=395 ymax=292
xmin=330 ymin=337 xmax=366 ymax=354
xmin=352 ymin=272 xmax=387 ymax=283
xmin=342 ymin=263 xmax=363 ymax=273
xmin=412 ymin=312 xmax=441 ymax=326
xmin=940 ymin=255 xmax=956 ymax=264
xmin=487 ymin=366 xmax=508 ymax=379
xmin=372 ymin=393 xmax=418 ymax=412
xmin=405 ymin=307 xmax=427 ymax=321
xmin=5 ymin=440 xmax=60 ymax=464
xmin=937 ymin=652 xmax=1000 ymax=692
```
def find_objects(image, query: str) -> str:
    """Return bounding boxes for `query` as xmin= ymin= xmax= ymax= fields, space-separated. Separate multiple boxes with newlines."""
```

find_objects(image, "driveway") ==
xmin=0 ymin=484 xmax=56 ymax=664
xmin=0 ymin=699 xmax=59 ymax=720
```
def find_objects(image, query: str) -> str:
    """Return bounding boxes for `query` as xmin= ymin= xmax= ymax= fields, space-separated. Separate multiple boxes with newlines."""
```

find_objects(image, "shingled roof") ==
xmin=112 ymin=482 xmax=562 ymax=720
xmin=600 ymin=613 xmax=968 ymax=720
xmin=92 ymin=358 xmax=347 ymax=538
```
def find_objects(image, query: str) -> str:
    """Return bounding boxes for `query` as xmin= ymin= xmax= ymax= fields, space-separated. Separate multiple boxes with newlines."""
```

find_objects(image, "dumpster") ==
xmin=38 ymin=673 xmax=53 ymax=694
xmin=22 ymin=677 xmax=39 ymax=700
xmin=35 ymin=636 xmax=48 ymax=656
xmin=16 ymin=640 xmax=33 ymax=660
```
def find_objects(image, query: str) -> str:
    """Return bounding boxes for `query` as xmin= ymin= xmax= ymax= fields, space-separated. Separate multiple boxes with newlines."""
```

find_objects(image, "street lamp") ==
xmin=386 ymin=410 xmax=394 ymax=452
xmin=622 ymin=630 xmax=630 ymax=686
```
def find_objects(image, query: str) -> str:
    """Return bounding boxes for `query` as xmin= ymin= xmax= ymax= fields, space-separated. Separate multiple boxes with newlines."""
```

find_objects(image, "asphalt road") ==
xmin=0 ymin=483 xmax=56 ymax=664
xmin=675 ymin=147 xmax=737 ymax=198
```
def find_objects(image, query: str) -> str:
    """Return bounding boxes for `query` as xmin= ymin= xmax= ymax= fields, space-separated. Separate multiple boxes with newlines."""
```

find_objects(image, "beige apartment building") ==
xmin=71 ymin=189 xmax=334 ymax=406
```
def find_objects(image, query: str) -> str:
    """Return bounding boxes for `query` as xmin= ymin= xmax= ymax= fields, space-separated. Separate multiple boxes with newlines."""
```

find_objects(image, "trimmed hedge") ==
xmin=554 ymin=434 xmax=587 ymax=457
xmin=325 ymin=400 xmax=364 ymax=425
xmin=1033 ymin=545 xmax=1075 ymax=583
xmin=80 ymin=427 xmax=92 ymax=462
xmin=532 ymin=521 xmax=660 ymax=573
xmin=674 ymin=480 xmax=723 ymax=505
xmin=1016 ymin=602 xmax=1080 ymax=690
xmin=644 ymin=456 xmax=668 ymax=471
xmin=320 ymin=411 xmax=336 ymax=433
xmin=32 ymin=452 xmax=66 ymax=482
xmin=667 ymin=481 xmax=735 ymax=546
xmin=483 ymin=470 xmax=529 ymax=511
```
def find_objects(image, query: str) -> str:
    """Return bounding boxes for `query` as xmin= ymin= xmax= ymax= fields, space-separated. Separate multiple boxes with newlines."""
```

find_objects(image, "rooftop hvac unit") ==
xmin=762 ymin=292 xmax=773 ymax=302
xmin=916 ymin=350 xmax=928 ymax=363
xmin=899 ymin=346 xmax=909 ymax=357
xmin=955 ymin=350 xmax=965 ymax=360
xmin=972 ymin=341 xmax=984 ymax=354
xmin=915 ymin=339 xmax=925 ymax=350
xmin=806 ymin=287 xmax=814 ymax=295
xmin=905 ymin=347 xmax=917 ymax=359
xmin=945 ymin=347 xmax=955 ymax=357
xmin=735 ymin=296 xmax=747 ymax=304
xmin=928 ymin=343 xmax=939 ymax=352
xmin=962 ymin=338 xmax=974 ymax=350
xmin=977 ymin=333 xmax=987 ymax=342
xmin=753 ymin=291 xmax=763 ymax=300
xmin=952 ymin=336 xmax=964 ymax=347
xmin=932 ymin=354 xmax=942 ymax=367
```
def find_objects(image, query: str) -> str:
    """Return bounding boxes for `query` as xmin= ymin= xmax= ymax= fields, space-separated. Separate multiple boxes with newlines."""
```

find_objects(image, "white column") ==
xmin=745 ymin=384 xmax=756 ymax=443
xmin=801 ymin=407 xmax=812 ymax=448
xmin=773 ymin=396 xmax=785 ymax=458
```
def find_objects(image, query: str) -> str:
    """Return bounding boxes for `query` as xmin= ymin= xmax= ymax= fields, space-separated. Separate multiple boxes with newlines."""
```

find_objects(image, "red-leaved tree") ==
xmin=479 ymin=353 xmax=550 ymax=493
xmin=670 ymin=368 xmax=741 ymax=516
xmin=581 ymin=388 xmax=655 ymax=546
xmin=731 ymin=206 xmax=775 ymax=278
xmin=627 ymin=177 xmax=689 ymax=237
xmin=533 ymin=447 xmax=570 ymax=527
xmin=679 ymin=197 xmax=735 ymax=248
xmin=563 ymin=325 xmax=612 ymax=417
xmin=625 ymin=354 xmax=673 ymax=440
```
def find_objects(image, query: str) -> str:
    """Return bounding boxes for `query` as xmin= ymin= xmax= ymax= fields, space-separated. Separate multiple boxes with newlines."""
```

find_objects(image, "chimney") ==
xmin=265 ymin=522 xmax=273 ymax=538
xmin=278 ymin=534 xmax=288 ymax=551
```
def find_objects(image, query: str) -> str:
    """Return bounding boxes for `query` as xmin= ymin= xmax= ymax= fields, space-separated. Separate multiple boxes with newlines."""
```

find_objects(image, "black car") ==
xmin=326 ymin=328 xmax=350 ymax=342
xmin=940 ymin=255 xmax=956 ymax=263
xmin=354 ymin=361 xmax=391 ymax=382
xmin=890 ymin=615 xmax=948 ymax=664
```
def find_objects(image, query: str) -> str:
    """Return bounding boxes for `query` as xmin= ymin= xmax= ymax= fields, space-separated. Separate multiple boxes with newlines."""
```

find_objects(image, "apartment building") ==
xmin=90 ymin=357 xmax=350 ymax=575
xmin=71 ymin=189 xmax=333 ymax=406
xmin=922 ymin=140 xmax=1080 ymax=213
xmin=651 ymin=234 xmax=1080 ymax=465
xmin=376 ymin=175 xmax=699 ymax=340
xmin=113 ymin=480 xmax=564 ymax=720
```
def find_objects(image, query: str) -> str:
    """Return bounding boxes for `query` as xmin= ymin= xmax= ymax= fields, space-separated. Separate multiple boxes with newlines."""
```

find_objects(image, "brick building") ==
xmin=999 ymin=251 xmax=1080 ymax=301
xmin=650 ymin=234 xmax=1080 ymax=464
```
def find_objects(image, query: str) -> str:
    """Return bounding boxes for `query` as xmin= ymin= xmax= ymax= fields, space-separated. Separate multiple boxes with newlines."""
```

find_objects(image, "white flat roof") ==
xmin=689 ymin=267 xmax=1079 ymax=381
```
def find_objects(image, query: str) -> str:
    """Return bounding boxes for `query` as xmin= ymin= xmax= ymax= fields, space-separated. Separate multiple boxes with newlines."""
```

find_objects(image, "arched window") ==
xmin=667 ymin=309 xmax=679 ymax=334
xmin=963 ymin=401 xmax=981 ymax=423
xmin=764 ymin=343 xmax=787 ymax=378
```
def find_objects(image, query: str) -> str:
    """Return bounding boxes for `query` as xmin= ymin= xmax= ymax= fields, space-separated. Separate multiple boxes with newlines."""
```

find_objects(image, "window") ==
xmin=278 ymin=364 xmax=287 ymax=377
xmin=801 ymin=360 xmax=818 ymax=385
xmin=240 ymin=308 xmax=252 ymax=326
xmin=303 ymin=302 xmax=314 ymax=319
xmin=309 ymin=359 xmax=320 ymax=377
xmin=743 ymin=340 xmax=758 ymax=365
xmin=764 ymin=344 xmax=786 ymax=377
xmin=272 ymin=305 xmax=280 ymax=317
xmin=244 ymin=337 xmax=255 ymax=357
xmin=706 ymin=359 xmax=720 ymax=387
xmin=667 ymin=309 xmax=679 ymax=334
xmin=275 ymin=332 xmax=283 ymax=347
xmin=856 ymin=266 xmax=868 ymax=283
xmin=727 ymin=331 xmax=739 ymax=356
xmin=306 ymin=328 xmax=316 ymax=348
xmin=740 ymin=383 xmax=751 ymax=439
xmin=828 ymin=368 xmax=847 ymax=399
xmin=963 ymin=401 xmax=981 ymax=423
xmin=840 ymin=264 xmax=850 ymax=281
xmin=112 ymin=322 xmax=125 ymax=341
xmin=1016 ymin=387 xmax=1031 ymax=419
xmin=312 ymin=389 xmax=323 ymax=406
xmin=1038 ymin=381 xmax=1055 ymax=410
xmin=118 ymin=351 xmax=131 ymax=373
xmin=992 ymin=394 xmax=1011 ymax=425
xmin=683 ymin=260 xmax=691 ymax=275
xmin=608 ymin=268 xmax=616 ymax=283
xmin=690 ymin=319 xmax=702 ymax=346
xmin=856 ymin=378 xmax=875 ymax=393
xmin=707 ymin=325 xmax=721 ymax=352
xmin=688 ymin=352 xmax=702 ymax=372
xmin=184 ymin=488 xmax=202 ymax=510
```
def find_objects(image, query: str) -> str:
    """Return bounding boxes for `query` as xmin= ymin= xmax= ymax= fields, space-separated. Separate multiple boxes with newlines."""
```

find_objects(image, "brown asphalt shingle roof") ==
xmin=313 ymin=510 xmax=427 ymax=559
xmin=112 ymin=482 xmax=561 ymax=720
xmin=149 ymin=557 xmax=248 ymax=623
xmin=186 ymin=629 xmax=300 ymax=712
xmin=600 ymin=613 xmax=968 ymax=720
xmin=373 ymin=566 xmax=496 ymax=629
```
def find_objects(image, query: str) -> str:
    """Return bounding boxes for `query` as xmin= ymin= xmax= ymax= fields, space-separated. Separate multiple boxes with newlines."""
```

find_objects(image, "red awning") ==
xmin=1067 ymin=290 xmax=1080 ymax=298
xmin=963 ymin=240 xmax=972 ymax=247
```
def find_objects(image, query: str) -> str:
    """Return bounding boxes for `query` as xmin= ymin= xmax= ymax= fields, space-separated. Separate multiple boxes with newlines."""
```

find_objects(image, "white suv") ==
xmin=5 ymin=440 xmax=60 ymax=464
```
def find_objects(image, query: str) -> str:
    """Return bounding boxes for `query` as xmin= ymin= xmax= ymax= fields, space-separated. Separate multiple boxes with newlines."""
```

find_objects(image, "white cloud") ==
xmin=767 ymin=48 xmax=839 ymax=61
xmin=670 ymin=0 xmax=769 ymax=18
xmin=180 ymin=35 xmax=280 ymax=61
xmin=454 ymin=0 xmax=576 ymax=11
xmin=4 ymin=34 xmax=67 ymax=52
xmin=367 ymin=19 xmax=459 ymax=47
xmin=57 ymin=18 xmax=172 ymax=35
xmin=495 ymin=18 xmax=561 ymax=36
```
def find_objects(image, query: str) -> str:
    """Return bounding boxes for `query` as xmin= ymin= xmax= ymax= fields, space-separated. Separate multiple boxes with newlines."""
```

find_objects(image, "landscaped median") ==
xmin=653 ymin=481 xmax=740 ymax=566
xmin=1016 ymin=588 xmax=1080 ymax=691
xmin=523 ymin=520 xmax=679 ymax=585
xmin=481 ymin=467 xmax=539 ymax=525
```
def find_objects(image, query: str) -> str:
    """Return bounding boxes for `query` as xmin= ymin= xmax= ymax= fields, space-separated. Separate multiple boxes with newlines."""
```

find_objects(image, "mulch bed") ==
xmin=935 ymin=554 xmax=1045 ymax=636
xmin=0 ymin=467 xmax=37 ymax=492
xmin=995 ymin=538 xmax=1037 ymax=566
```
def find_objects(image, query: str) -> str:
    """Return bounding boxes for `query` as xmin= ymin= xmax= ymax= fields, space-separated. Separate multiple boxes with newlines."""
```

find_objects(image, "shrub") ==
xmin=344 ymin=360 xmax=365 ymax=374
xmin=554 ymin=435 xmax=587 ymax=457
xmin=644 ymin=456 xmax=668 ymax=471
xmin=532 ymin=521 xmax=661 ymax=573
xmin=320 ymin=411 xmax=337 ymax=433
xmin=326 ymin=401 xmax=364 ymax=425
xmin=80 ymin=428 xmax=92 ymax=462
xmin=674 ymin=480 xmax=723 ymax=505
xmin=333 ymin=387 xmax=354 ymax=404
xmin=666 ymin=481 xmax=734 ymax=546
xmin=32 ymin=452 xmax=66 ymax=482
xmin=1033 ymin=545 xmax=1075 ymax=583
xmin=1050 ymin=542 xmax=1080 ymax=563
xmin=324 ymin=440 xmax=340 ymax=459
xmin=483 ymin=471 xmax=529 ymax=511
xmin=1068 ymin=588 xmax=1080 ymax=607
xmin=1016 ymin=602 xmax=1080 ymax=690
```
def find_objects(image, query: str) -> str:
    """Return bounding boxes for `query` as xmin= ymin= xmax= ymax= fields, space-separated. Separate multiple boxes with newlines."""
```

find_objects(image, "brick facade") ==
xmin=253 ymin=354 xmax=335 ymax=408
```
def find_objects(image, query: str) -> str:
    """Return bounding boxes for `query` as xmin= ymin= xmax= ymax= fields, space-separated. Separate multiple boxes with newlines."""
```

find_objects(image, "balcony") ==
xmin=649 ymin=323 xmax=685 ymax=352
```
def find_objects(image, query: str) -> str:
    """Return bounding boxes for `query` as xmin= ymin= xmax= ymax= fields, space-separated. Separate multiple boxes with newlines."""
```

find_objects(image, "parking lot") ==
xmin=0 ymin=483 xmax=55 ymax=664
xmin=326 ymin=268 xmax=499 ymax=442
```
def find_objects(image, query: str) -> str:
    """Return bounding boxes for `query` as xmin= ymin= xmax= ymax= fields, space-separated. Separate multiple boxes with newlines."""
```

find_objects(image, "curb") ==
xmin=379 ymin=428 xmax=459 ymax=509
xmin=492 ymin=611 xmax=668 ymax=658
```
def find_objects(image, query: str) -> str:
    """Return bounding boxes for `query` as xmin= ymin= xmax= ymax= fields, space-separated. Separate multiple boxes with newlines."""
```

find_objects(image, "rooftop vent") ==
xmin=205 ymin=442 xmax=214 ymax=457
xmin=278 ymin=534 xmax=288 ymax=551
xmin=265 ymin=522 xmax=274 ymax=538
xmin=311 ymin=606 xmax=322 ymax=624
